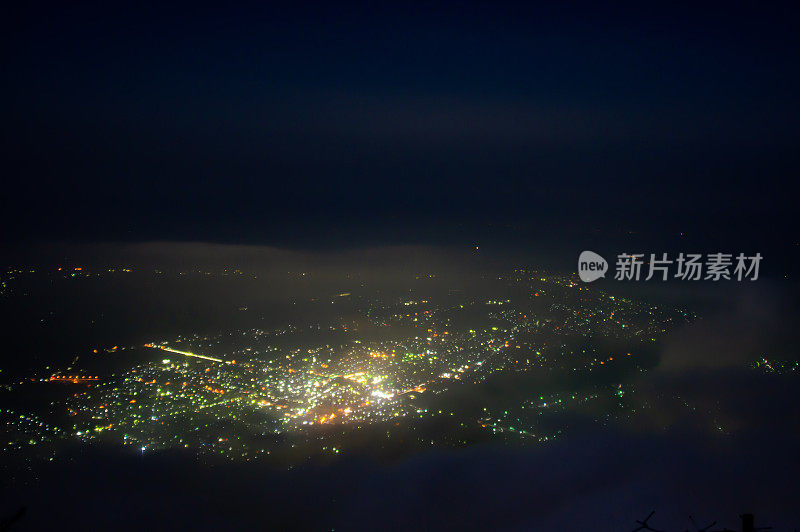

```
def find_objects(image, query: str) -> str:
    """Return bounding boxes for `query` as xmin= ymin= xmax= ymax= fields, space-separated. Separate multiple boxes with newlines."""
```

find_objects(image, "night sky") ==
xmin=2 ymin=3 xmax=798 ymax=256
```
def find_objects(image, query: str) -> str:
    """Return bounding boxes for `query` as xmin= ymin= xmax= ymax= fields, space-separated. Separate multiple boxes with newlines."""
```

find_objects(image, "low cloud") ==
xmin=657 ymin=281 xmax=799 ymax=371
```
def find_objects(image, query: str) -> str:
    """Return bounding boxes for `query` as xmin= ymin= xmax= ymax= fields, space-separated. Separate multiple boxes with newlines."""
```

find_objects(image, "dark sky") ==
xmin=2 ymin=3 xmax=798 ymax=254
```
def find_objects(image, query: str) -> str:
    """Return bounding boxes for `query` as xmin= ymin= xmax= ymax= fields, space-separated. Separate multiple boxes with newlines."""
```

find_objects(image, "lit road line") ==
xmin=144 ymin=343 xmax=225 ymax=363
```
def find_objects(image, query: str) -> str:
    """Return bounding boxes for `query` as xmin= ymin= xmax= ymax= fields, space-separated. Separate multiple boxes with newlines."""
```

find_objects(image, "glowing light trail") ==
xmin=144 ymin=343 xmax=225 ymax=363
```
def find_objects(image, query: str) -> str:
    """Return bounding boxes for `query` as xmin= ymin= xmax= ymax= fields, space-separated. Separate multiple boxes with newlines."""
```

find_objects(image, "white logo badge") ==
xmin=578 ymin=251 xmax=608 ymax=282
